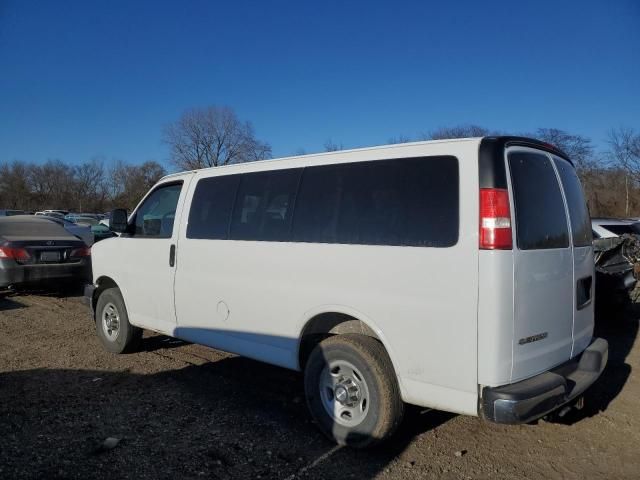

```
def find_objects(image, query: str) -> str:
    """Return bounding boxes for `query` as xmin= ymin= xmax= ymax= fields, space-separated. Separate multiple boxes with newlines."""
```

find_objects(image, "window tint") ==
xmin=229 ymin=169 xmax=301 ymax=241
xmin=187 ymin=175 xmax=240 ymax=239
xmin=508 ymin=152 xmax=569 ymax=250
xmin=553 ymin=157 xmax=592 ymax=247
xmin=133 ymin=183 xmax=183 ymax=238
xmin=292 ymin=156 xmax=459 ymax=247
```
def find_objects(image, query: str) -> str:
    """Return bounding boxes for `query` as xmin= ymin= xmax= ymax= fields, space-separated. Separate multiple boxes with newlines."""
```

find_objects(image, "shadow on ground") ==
xmin=0 ymin=356 xmax=455 ymax=480
xmin=139 ymin=334 xmax=189 ymax=352
xmin=1 ymin=290 xmax=637 ymax=478
xmin=0 ymin=295 xmax=27 ymax=311
xmin=556 ymin=297 xmax=638 ymax=424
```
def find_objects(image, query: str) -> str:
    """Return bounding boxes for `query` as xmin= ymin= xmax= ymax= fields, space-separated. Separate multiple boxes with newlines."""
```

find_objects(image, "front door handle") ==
xmin=169 ymin=244 xmax=176 ymax=267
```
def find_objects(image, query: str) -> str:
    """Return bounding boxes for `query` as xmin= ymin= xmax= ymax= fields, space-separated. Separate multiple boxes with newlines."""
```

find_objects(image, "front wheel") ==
xmin=95 ymin=287 xmax=142 ymax=354
xmin=304 ymin=334 xmax=404 ymax=448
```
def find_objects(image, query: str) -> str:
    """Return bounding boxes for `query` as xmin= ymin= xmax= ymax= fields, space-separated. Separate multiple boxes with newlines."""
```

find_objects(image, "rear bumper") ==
xmin=0 ymin=260 xmax=92 ymax=288
xmin=480 ymin=337 xmax=608 ymax=424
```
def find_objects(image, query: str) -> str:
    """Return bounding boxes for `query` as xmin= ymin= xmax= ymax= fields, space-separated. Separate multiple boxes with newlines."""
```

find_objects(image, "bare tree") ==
xmin=387 ymin=135 xmax=413 ymax=144
xmin=530 ymin=128 xmax=594 ymax=168
xmin=163 ymin=106 xmax=272 ymax=170
xmin=323 ymin=139 xmax=344 ymax=152
xmin=423 ymin=124 xmax=494 ymax=140
xmin=74 ymin=157 xmax=106 ymax=212
xmin=0 ymin=161 xmax=32 ymax=209
xmin=110 ymin=160 xmax=167 ymax=211
xmin=608 ymin=127 xmax=640 ymax=180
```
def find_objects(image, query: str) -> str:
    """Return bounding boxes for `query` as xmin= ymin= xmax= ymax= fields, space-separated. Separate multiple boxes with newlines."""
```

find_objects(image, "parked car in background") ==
xmin=99 ymin=212 xmax=111 ymax=227
xmin=0 ymin=210 xmax=26 ymax=216
xmin=592 ymin=218 xmax=640 ymax=239
xmin=592 ymin=218 xmax=640 ymax=306
xmin=71 ymin=215 xmax=116 ymax=242
xmin=35 ymin=211 xmax=66 ymax=220
xmin=43 ymin=209 xmax=69 ymax=216
xmin=40 ymin=216 xmax=94 ymax=246
xmin=65 ymin=213 xmax=101 ymax=223
xmin=0 ymin=216 xmax=92 ymax=289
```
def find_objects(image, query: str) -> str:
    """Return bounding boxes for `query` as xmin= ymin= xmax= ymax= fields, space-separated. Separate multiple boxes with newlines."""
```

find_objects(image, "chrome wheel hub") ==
xmin=319 ymin=360 xmax=370 ymax=427
xmin=102 ymin=302 xmax=120 ymax=341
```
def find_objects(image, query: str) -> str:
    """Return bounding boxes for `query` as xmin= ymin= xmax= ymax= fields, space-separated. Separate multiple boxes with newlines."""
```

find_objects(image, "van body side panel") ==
xmin=173 ymin=141 xmax=480 ymax=416
xmin=477 ymin=251 xmax=514 ymax=386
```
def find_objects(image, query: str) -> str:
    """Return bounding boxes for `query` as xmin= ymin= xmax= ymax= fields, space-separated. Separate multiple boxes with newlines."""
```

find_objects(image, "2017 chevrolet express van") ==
xmin=85 ymin=136 xmax=608 ymax=447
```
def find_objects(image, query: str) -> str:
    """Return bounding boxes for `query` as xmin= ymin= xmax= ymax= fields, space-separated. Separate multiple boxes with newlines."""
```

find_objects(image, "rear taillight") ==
xmin=70 ymin=247 xmax=91 ymax=257
xmin=479 ymin=188 xmax=512 ymax=250
xmin=0 ymin=246 xmax=32 ymax=261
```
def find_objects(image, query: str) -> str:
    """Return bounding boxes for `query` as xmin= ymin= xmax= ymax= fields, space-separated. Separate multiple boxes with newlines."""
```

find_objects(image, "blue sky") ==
xmin=1 ymin=0 xmax=639 ymax=168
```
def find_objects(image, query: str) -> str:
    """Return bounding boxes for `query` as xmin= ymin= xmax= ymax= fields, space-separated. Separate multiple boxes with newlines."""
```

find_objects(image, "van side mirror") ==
xmin=110 ymin=208 xmax=129 ymax=233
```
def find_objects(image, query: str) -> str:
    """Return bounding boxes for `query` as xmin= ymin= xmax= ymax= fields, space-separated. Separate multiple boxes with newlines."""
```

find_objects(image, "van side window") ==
xmin=229 ymin=169 xmax=302 ymax=241
xmin=508 ymin=152 xmax=569 ymax=250
xmin=292 ymin=156 xmax=459 ymax=247
xmin=553 ymin=157 xmax=593 ymax=247
xmin=187 ymin=175 xmax=240 ymax=239
xmin=133 ymin=182 xmax=183 ymax=238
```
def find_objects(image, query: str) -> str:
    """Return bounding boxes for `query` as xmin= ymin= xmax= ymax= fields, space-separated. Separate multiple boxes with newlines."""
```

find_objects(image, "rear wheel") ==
xmin=304 ymin=334 xmax=404 ymax=448
xmin=95 ymin=287 xmax=141 ymax=353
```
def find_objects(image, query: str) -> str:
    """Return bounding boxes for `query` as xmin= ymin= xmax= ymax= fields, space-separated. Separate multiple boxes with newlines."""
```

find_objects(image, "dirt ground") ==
xmin=0 ymin=289 xmax=638 ymax=480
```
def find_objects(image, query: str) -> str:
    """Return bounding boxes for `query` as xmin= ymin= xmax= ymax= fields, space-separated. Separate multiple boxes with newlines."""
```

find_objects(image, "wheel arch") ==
xmin=296 ymin=307 xmax=404 ymax=396
xmin=92 ymin=276 xmax=120 ymax=312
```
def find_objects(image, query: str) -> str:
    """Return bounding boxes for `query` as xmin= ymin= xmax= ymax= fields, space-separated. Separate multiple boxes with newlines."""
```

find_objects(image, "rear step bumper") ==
xmin=480 ymin=338 xmax=608 ymax=424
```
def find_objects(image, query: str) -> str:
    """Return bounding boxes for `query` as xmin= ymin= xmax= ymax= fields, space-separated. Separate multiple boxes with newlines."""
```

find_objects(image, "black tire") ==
xmin=95 ymin=287 xmax=142 ymax=354
xmin=304 ymin=334 xmax=404 ymax=448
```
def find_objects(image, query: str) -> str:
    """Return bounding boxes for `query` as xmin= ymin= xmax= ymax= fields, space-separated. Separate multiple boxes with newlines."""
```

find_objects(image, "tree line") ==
xmin=2 ymin=104 xmax=639 ymax=218
xmin=0 ymin=159 xmax=167 ymax=213
xmin=416 ymin=124 xmax=640 ymax=218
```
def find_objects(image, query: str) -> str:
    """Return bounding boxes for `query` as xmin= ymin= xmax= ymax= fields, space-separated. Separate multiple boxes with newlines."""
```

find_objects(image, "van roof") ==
xmin=159 ymin=135 xmax=570 ymax=181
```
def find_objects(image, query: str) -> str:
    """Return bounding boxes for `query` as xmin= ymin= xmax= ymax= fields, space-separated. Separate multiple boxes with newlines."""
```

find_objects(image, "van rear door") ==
xmin=552 ymin=155 xmax=595 ymax=357
xmin=507 ymin=148 xmax=574 ymax=382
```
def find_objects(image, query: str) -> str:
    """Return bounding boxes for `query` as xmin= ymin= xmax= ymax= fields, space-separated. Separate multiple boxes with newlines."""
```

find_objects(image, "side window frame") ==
xmin=127 ymin=181 xmax=184 ymax=239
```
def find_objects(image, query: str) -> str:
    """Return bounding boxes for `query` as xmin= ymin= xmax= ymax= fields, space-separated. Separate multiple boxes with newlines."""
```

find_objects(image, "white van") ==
xmin=85 ymin=136 xmax=608 ymax=447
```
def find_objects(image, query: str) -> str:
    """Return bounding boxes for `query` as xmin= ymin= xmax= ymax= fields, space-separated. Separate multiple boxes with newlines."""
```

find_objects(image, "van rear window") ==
xmin=508 ymin=151 xmax=569 ymax=250
xmin=553 ymin=157 xmax=592 ymax=247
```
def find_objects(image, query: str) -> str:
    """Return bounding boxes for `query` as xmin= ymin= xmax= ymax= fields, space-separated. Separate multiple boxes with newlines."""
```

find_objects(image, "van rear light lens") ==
xmin=70 ymin=247 xmax=91 ymax=257
xmin=479 ymin=188 xmax=512 ymax=250
xmin=0 ymin=246 xmax=32 ymax=261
